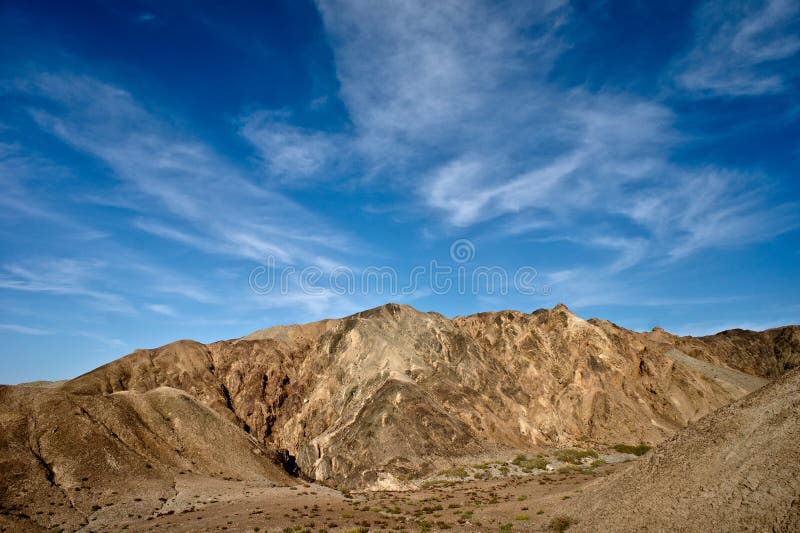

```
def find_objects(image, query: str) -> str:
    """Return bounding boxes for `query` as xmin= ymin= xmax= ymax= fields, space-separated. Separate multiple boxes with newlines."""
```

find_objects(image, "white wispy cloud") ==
xmin=239 ymin=110 xmax=343 ymax=184
xmin=623 ymin=169 xmax=798 ymax=259
xmin=20 ymin=73 xmax=352 ymax=268
xmin=0 ymin=259 xmax=134 ymax=313
xmin=72 ymin=331 xmax=127 ymax=347
xmin=0 ymin=323 xmax=51 ymax=335
xmin=147 ymin=303 xmax=176 ymax=316
xmin=0 ymin=140 xmax=97 ymax=230
xmin=675 ymin=0 xmax=800 ymax=96
xmin=304 ymin=0 xmax=796 ymax=273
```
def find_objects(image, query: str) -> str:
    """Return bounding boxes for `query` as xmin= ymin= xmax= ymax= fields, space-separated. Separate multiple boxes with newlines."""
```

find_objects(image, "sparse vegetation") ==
xmin=555 ymin=449 xmax=598 ymax=464
xmin=515 ymin=514 xmax=529 ymax=520
xmin=437 ymin=466 xmax=468 ymax=478
xmin=548 ymin=515 xmax=574 ymax=531
xmin=612 ymin=444 xmax=651 ymax=456
xmin=511 ymin=454 xmax=549 ymax=471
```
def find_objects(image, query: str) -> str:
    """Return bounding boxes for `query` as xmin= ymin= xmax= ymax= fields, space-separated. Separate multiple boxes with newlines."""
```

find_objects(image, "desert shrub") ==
xmin=416 ymin=518 xmax=433 ymax=532
xmin=438 ymin=466 xmax=468 ymax=478
xmin=511 ymin=454 xmax=548 ymax=470
xmin=612 ymin=444 xmax=651 ymax=456
xmin=548 ymin=515 xmax=574 ymax=531
xmin=589 ymin=459 xmax=607 ymax=467
xmin=515 ymin=514 xmax=529 ymax=520
xmin=499 ymin=523 xmax=513 ymax=532
xmin=554 ymin=449 xmax=598 ymax=464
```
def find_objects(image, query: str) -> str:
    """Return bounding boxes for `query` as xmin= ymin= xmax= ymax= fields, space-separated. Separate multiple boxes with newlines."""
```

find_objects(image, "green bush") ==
xmin=511 ymin=454 xmax=549 ymax=470
xmin=554 ymin=449 xmax=598 ymax=464
xmin=612 ymin=444 xmax=651 ymax=456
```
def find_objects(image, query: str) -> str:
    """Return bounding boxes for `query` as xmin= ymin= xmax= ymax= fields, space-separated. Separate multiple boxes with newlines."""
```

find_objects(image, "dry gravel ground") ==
xmin=0 ymin=460 xmax=628 ymax=532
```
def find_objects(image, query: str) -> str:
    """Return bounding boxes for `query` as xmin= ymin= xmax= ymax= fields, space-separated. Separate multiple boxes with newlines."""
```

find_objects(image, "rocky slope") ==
xmin=676 ymin=326 xmax=800 ymax=378
xmin=0 ymin=383 xmax=293 ymax=530
xmin=559 ymin=366 xmax=800 ymax=532
xmin=3 ymin=303 xmax=796 ymax=503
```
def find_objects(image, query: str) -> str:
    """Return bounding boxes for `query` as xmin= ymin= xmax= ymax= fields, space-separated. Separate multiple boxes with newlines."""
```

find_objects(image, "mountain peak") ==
xmin=551 ymin=302 xmax=575 ymax=315
xmin=354 ymin=302 xmax=422 ymax=319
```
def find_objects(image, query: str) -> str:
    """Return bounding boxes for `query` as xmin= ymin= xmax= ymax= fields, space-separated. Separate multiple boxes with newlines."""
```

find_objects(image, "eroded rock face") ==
xmin=3 ymin=303 xmax=798 ymax=494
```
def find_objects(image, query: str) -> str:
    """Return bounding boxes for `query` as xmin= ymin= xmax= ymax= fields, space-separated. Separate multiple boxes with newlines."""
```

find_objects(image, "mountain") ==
xmin=0 ymin=382 xmax=293 ymax=531
xmin=1 ymin=303 xmax=797 ymax=529
xmin=557 ymin=366 xmax=800 ymax=531
xmin=675 ymin=326 xmax=800 ymax=378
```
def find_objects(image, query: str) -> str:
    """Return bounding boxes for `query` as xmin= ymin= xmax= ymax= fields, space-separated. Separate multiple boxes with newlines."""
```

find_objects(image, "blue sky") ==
xmin=1 ymin=0 xmax=799 ymax=383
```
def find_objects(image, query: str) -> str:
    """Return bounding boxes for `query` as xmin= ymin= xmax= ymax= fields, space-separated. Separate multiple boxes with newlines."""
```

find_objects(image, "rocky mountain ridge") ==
xmin=5 ymin=304 xmax=796 ymax=491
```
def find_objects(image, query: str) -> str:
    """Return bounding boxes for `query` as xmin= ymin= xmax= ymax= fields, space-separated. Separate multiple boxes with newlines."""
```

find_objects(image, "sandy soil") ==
xmin=107 ymin=462 xmax=627 ymax=532
xmin=0 ymin=456 xmax=630 ymax=532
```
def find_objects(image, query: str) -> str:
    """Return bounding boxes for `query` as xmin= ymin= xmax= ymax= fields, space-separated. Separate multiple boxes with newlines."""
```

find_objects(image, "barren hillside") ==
xmin=1 ymin=303 xmax=798 ymax=531
xmin=558 ymin=367 xmax=800 ymax=532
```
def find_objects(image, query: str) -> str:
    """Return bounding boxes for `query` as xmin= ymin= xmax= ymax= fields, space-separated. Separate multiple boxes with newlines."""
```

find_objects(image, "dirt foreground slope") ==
xmin=559 ymin=367 xmax=800 ymax=532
